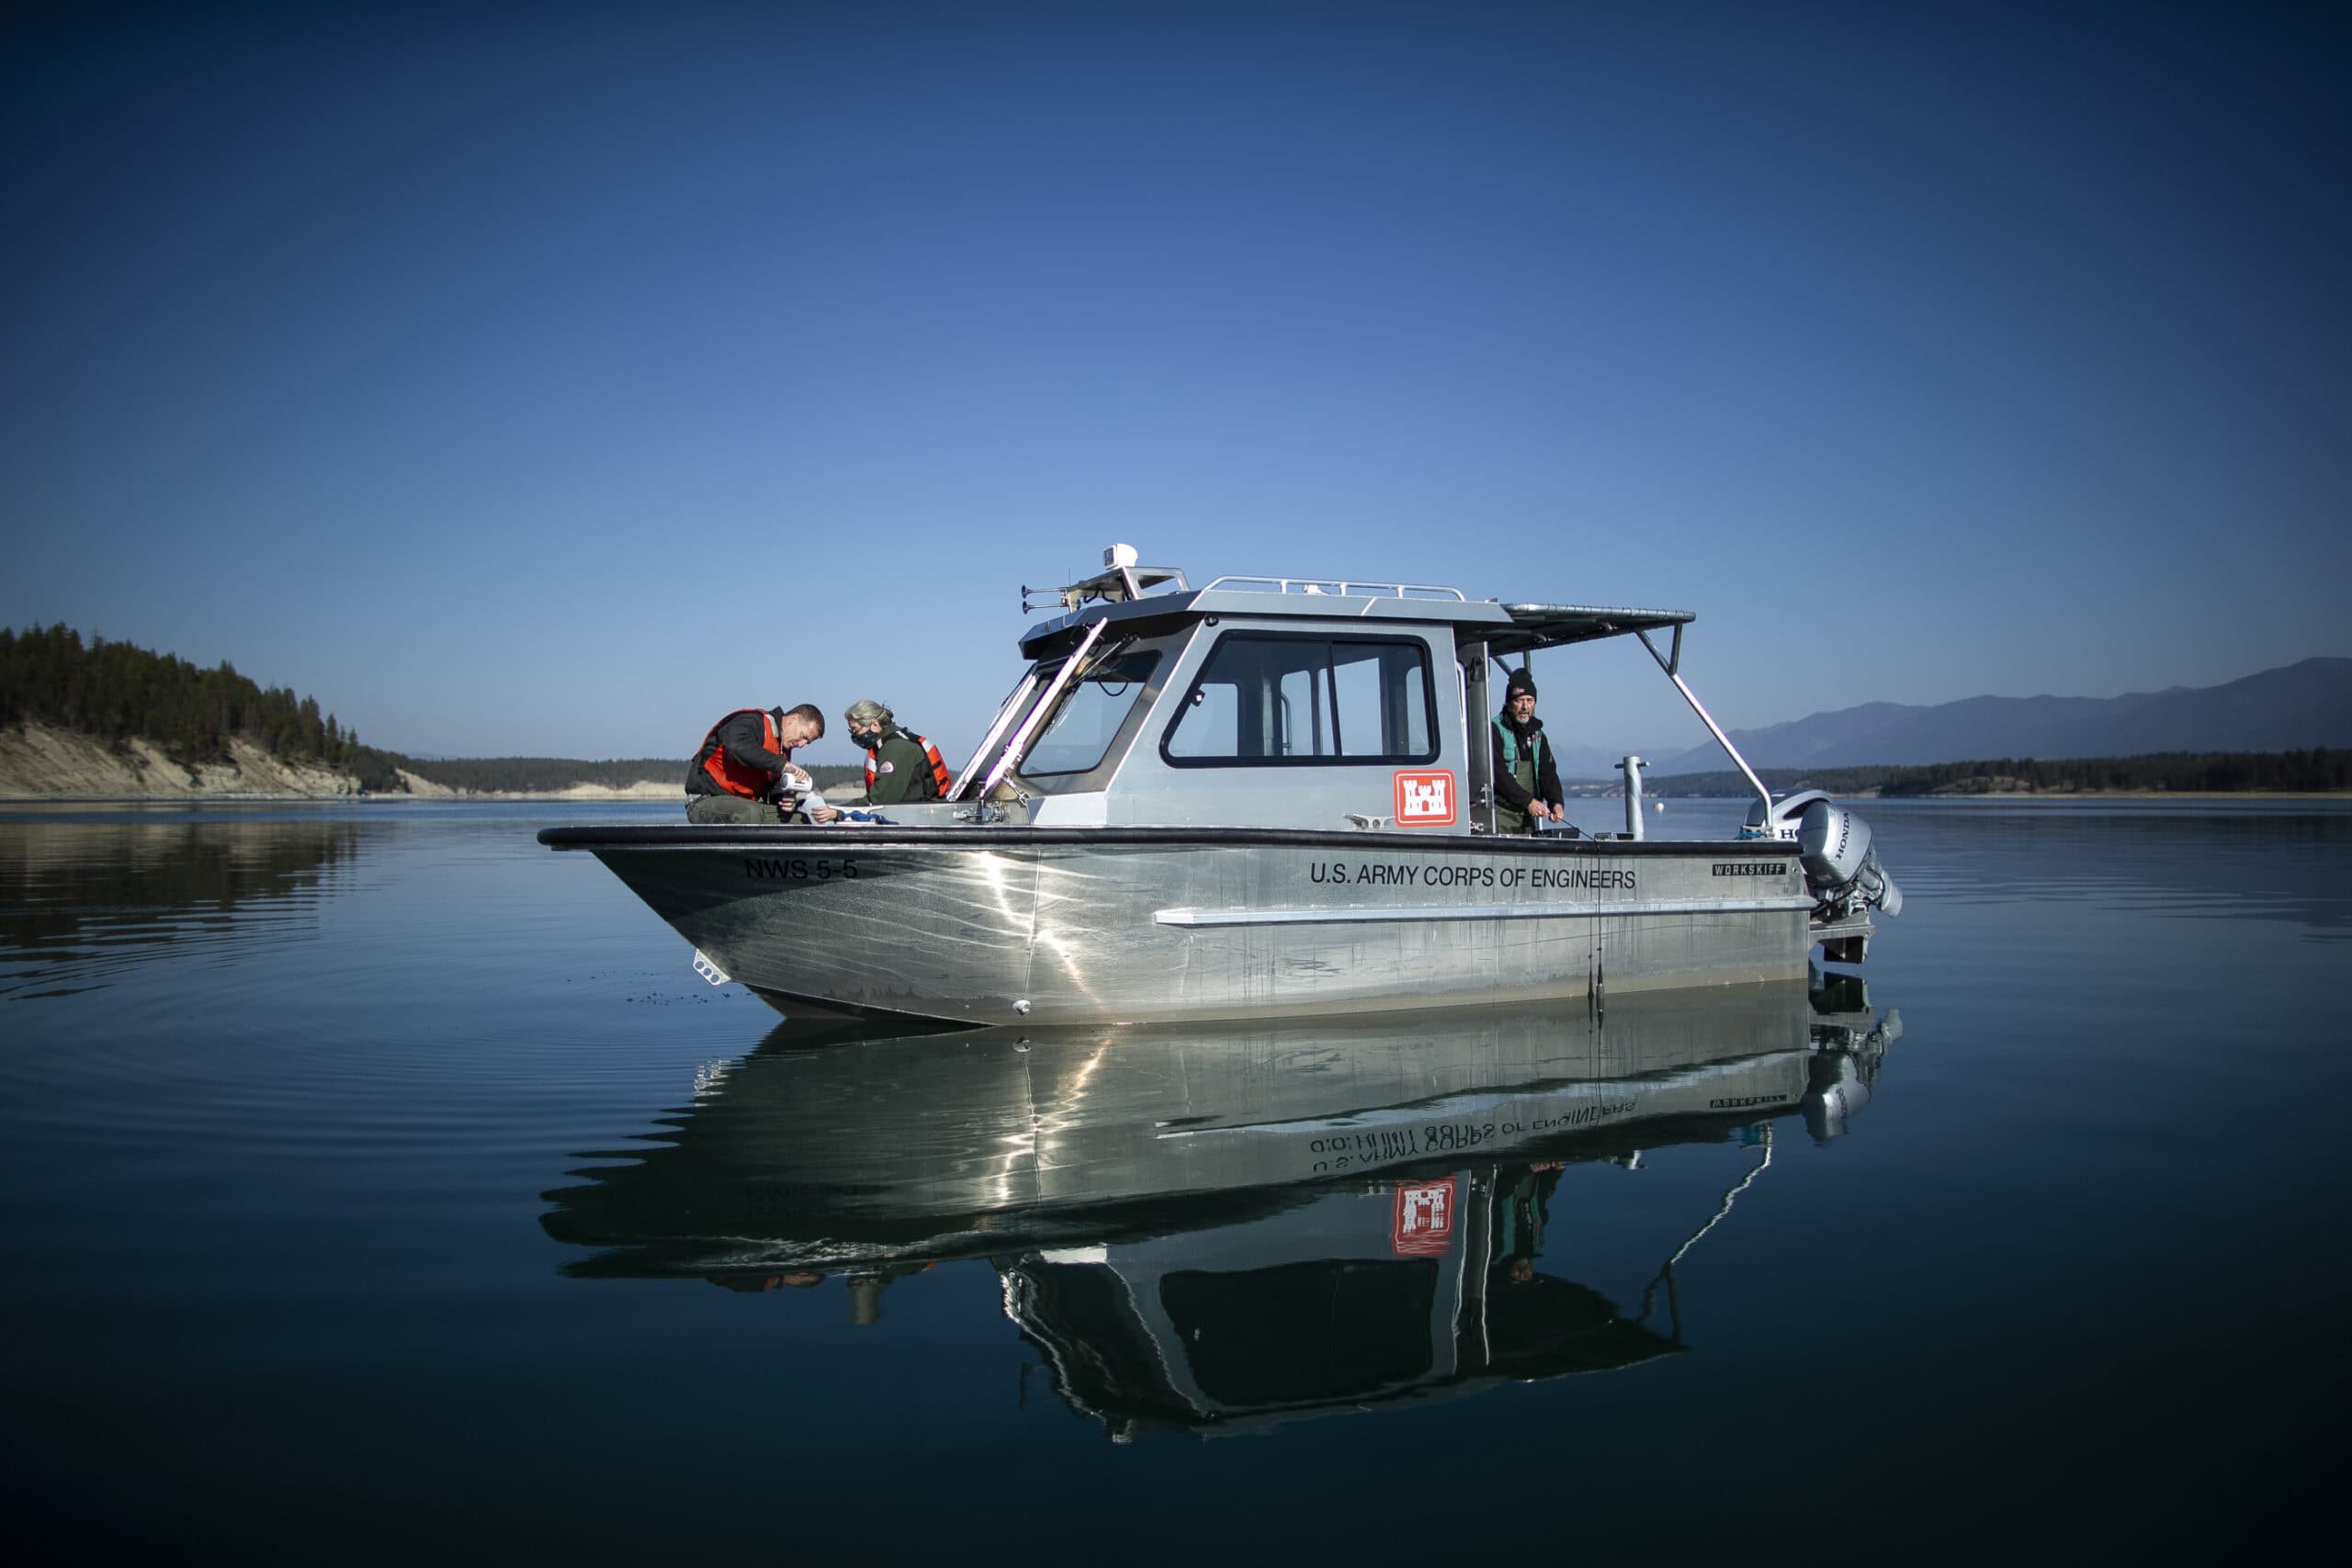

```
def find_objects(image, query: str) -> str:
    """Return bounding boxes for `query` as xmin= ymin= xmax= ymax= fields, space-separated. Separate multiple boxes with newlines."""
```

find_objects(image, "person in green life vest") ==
xmin=837 ymin=699 xmax=954 ymax=807
xmin=1490 ymin=667 xmax=1564 ymax=834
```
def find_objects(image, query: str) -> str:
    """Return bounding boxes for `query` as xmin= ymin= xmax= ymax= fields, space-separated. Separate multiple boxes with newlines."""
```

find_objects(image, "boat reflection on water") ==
xmin=543 ymin=975 xmax=1898 ymax=1436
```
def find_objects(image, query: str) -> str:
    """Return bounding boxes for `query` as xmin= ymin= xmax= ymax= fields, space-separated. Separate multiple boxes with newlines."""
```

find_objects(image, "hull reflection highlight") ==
xmin=544 ymin=975 xmax=1898 ymax=1435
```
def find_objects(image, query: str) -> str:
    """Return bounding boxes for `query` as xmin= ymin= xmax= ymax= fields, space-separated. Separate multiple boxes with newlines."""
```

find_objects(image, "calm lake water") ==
xmin=3 ymin=796 xmax=2346 ymax=1559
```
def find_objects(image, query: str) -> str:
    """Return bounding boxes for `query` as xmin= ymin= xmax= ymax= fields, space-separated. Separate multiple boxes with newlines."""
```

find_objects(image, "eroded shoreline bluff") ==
xmin=0 ymin=723 xmax=673 ymax=801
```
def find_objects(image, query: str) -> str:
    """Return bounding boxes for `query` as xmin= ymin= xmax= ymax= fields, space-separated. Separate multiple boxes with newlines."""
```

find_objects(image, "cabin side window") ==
xmin=1161 ymin=633 xmax=1438 ymax=766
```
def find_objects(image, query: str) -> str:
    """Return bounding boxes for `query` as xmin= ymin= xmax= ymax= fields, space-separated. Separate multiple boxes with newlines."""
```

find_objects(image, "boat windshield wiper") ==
xmin=975 ymin=623 xmax=1121 ymax=801
xmin=947 ymin=667 xmax=1046 ymax=803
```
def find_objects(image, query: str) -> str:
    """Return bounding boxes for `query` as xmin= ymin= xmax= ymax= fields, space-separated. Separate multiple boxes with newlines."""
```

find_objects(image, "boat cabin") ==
xmin=928 ymin=551 xmax=1723 ymax=835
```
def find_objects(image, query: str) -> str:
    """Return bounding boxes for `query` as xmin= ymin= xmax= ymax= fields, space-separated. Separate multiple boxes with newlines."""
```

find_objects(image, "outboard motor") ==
xmin=1796 ymin=800 xmax=1902 ymax=919
xmin=1741 ymin=788 xmax=1828 ymax=840
xmin=1741 ymin=790 xmax=1902 ymax=919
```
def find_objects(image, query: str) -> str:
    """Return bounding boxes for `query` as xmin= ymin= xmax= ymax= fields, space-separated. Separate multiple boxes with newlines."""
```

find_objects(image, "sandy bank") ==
xmin=0 ymin=723 xmax=360 ymax=800
xmin=0 ymin=723 xmax=680 ymax=802
xmin=386 ymin=775 xmax=676 ymax=801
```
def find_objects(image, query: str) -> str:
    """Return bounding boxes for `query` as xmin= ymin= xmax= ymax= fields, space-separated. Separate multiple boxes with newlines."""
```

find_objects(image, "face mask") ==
xmin=852 ymin=727 xmax=880 ymax=750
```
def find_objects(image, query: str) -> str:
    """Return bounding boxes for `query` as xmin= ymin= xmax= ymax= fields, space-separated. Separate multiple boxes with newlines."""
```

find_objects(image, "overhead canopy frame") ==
xmin=1479 ymin=603 xmax=1773 ymax=823
xmin=1479 ymin=604 xmax=1697 ymax=661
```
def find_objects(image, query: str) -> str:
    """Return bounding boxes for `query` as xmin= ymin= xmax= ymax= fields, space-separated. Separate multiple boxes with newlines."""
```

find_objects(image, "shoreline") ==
xmin=1753 ymin=789 xmax=2352 ymax=801
xmin=0 ymin=789 xmax=677 ymax=805
xmin=1580 ymin=787 xmax=2352 ymax=802
xmin=9 ymin=788 xmax=2349 ymax=807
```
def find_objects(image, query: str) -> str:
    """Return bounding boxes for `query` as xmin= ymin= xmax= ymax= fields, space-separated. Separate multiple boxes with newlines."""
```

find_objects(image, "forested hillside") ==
xmin=3 ymin=624 xmax=370 ymax=768
xmin=1 ymin=626 xmax=675 ymax=794
xmin=0 ymin=623 xmax=420 ymax=787
xmin=1 ymin=625 xmax=885 ymax=795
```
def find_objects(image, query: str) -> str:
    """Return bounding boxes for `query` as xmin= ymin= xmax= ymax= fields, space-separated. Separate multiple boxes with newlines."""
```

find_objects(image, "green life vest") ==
xmin=1493 ymin=716 xmax=1547 ymax=774
xmin=1494 ymin=716 xmax=1546 ymax=829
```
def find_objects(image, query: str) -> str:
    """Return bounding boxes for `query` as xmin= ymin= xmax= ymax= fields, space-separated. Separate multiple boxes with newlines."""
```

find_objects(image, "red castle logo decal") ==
xmin=1392 ymin=1179 xmax=1457 ymax=1255
xmin=1393 ymin=770 xmax=1456 ymax=827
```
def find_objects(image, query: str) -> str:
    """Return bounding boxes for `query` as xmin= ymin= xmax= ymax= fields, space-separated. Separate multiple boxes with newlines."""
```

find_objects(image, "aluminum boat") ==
xmin=542 ymin=547 xmax=1903 ymax=1024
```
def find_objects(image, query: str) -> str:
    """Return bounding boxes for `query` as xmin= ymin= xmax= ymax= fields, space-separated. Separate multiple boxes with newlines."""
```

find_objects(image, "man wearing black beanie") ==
xmin=1491 ymin=667 xmax=1564 ymax=834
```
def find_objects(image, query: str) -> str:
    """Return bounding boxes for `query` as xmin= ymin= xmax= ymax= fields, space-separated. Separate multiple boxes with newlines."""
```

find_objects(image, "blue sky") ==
xmin=5 ymin=1 xmax=2346 ymax=765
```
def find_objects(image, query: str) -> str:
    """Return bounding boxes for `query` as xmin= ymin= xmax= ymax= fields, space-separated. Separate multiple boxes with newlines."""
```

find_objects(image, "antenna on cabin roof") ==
xmin=1105 ymin=541 xmax=1140 ymax=597
xmin=1022 ymin=544 xmax=1188 ymax=614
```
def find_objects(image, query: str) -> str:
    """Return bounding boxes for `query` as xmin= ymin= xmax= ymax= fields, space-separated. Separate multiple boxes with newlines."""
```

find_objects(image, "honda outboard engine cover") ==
xmin=1795 ymin=799 xmax=1903 ymax=918
xmin=1741 ymin=790 xmax=1828 ymax=840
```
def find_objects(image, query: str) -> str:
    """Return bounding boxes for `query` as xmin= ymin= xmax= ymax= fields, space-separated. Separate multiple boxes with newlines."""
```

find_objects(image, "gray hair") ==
xmin=844 ymin=698 xmax=891 ymax=728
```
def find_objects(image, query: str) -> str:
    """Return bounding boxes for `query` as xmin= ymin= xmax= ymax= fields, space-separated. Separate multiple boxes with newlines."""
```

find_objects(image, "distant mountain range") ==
xmin=1645 ymin=657 xmax=2352 ymax=775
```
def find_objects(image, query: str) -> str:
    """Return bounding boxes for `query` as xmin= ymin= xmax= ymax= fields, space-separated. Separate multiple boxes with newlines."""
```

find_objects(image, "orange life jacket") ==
xmin=697 ymin=708 xmax=786 ymax=799
xmin=865 ymin=728 xmax=952 ymax=798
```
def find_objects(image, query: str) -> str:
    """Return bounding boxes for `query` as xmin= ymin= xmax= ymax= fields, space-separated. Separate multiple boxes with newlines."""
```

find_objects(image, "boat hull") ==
xmin=543 ymin=825 xmax=1824 ymax=1024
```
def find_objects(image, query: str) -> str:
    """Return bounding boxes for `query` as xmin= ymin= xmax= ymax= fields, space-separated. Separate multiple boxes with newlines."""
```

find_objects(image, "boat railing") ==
xmin=1201 ymin=576 xmax=1467 ymax=602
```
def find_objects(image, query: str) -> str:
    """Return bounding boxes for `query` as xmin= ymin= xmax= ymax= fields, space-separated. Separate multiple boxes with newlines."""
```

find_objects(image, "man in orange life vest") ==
xmin=836 ymin=698 xmax=952 ymax=808
xmin=684 ymin=704 xmax=828 ymax=823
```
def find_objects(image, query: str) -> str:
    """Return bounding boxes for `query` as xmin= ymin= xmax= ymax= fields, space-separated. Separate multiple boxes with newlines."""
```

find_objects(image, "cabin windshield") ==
xmin=1024 ymin=647 xmax=1164 ymax=775
xmin=994 ymin=629 xmax=1186 ymax=794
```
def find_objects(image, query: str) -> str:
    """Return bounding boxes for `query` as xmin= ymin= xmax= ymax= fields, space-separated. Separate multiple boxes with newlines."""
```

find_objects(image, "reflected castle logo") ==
xmin=1393 ymin=1179 xmax=1457 ymax=1255
xmin=1393 ymin=770 xmax=1456 ymax=826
